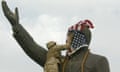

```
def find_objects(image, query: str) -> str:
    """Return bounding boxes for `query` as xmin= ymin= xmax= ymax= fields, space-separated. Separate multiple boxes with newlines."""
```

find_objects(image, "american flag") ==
xmin=68 ymin=19 xmax=94 ymax=49
xmin=68 ymin=19 xmax=94 ymax=31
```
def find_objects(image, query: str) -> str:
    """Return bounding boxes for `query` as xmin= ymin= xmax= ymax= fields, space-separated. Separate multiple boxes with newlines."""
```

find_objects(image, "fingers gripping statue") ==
xmin=1 ymin=0 xmax=110 ymax=72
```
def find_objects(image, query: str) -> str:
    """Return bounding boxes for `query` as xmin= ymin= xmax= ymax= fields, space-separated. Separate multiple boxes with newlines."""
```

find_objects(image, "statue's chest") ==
xmin=65 ymin=57 xmax=82 ymax=72
xmin=61 ymin=54 xmax=83 ymax=72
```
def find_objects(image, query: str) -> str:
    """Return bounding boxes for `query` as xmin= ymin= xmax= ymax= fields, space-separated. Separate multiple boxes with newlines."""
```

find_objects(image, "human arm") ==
xmin=56 ymin=44 xmax=70 ymax=50
xmin=1 ymin=0 xmax=47 ymax=67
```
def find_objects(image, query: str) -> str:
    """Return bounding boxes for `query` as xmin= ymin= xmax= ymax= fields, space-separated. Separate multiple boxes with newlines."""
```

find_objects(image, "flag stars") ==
xmin=71 ymin=31 xmax=87 ymax=49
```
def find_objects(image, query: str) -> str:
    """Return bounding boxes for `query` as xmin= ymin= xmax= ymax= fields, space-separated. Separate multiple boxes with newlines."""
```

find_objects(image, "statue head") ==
xmin=67 ymin=19 xmax=94 ymax=51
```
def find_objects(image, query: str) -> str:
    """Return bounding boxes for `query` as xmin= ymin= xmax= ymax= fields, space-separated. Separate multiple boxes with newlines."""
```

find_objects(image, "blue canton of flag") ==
xmin=71 ymin=31 xmax=87 ymax=49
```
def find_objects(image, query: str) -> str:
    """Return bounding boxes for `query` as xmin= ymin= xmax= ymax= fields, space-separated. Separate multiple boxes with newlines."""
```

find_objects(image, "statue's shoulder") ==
xmin=86 ymin=52 xmax=108 ymax=68
xmin=88 ymin=52 xmax=107 ymax=60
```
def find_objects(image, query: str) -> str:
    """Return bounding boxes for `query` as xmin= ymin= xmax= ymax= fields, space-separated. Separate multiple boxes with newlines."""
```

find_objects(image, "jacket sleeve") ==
xmin=12 ymin=24 xmax=47 ymax=67
xmin=95 ymin=56 xmax=110 ymax=72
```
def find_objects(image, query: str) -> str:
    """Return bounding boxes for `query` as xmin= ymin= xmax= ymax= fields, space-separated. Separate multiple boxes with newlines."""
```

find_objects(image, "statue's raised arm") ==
xmin=1 ymin=0 xmax=47 ymax=67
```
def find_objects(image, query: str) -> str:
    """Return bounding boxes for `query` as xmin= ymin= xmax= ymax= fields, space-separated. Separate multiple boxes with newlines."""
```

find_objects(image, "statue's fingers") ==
xmin=2 ymin=0 xmax=12 ymax=16
xmin=15 ymin=7 xmax=19 ymax=24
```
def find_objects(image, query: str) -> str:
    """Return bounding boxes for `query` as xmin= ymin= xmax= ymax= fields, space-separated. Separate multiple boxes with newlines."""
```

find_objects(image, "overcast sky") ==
xmin=0 ymin=0 xmax=120 ymax=72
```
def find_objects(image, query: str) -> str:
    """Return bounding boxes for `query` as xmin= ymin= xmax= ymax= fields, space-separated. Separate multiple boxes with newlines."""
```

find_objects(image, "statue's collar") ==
xmin=68 ymin=44 xmax=88 ymax=56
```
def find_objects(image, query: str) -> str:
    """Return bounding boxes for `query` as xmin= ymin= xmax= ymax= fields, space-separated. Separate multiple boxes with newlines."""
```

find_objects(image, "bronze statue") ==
xmin=1 ymin=0 xmax=110 ymax=72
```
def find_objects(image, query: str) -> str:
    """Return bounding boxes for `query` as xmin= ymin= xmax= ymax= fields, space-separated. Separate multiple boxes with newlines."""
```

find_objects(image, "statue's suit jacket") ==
xmin=12 ymin=24 xmax=110 ymax=72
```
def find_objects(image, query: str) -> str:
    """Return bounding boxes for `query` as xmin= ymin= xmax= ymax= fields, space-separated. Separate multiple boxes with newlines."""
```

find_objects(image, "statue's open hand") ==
xmin=2 ymin=0 xmax=19 ymax=26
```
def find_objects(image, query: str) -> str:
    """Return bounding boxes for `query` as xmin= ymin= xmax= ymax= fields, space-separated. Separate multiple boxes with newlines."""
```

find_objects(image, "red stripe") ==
xmin=85 ymin=20 xmax=94 ymax=28
xmin=71 ymin=26 xmax=73 ymax=30
xmin=75 ymin=24 xmax=79 ymax=30
xmin=80 ymin=24 xmax=85 ymax=31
